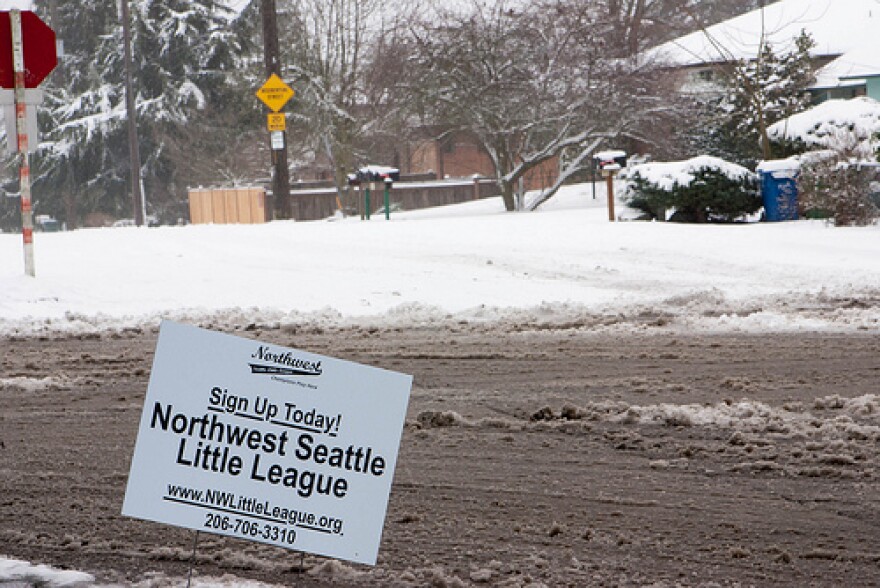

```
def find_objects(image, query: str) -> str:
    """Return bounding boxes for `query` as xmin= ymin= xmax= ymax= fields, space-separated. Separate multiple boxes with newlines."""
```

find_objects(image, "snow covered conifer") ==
xmin=36 ymin=0 xmax=245 ymax=226
xmin=709 ymin=30 xmax=815 ymax=164
xmin=624 ymin=156 xmax=761 ymax=222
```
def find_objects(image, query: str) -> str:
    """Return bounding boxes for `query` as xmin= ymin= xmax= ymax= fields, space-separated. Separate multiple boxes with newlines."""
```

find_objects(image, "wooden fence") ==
xmin=187 ymin=179 xmax=499 ymax=223
xmin=287 ymin=178 xmax=499 ymax=221
xmin=188 ymin=188 xmax=267 ymax=224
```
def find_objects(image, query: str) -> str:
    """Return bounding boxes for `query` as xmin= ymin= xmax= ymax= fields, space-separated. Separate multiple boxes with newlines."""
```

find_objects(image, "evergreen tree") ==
xmin=719 ymin=30 xmax=815 ymax=163
xmin=24 ymin=1 xmax=122 ymax=227
xmin=36 ymin=0 xmax=247 ymax=226
xmin=624 ymin=159 xmax=761 ymax=223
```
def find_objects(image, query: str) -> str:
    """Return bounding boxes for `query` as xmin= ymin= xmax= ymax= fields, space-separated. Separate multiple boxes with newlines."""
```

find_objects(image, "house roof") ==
xmin=834 ymin=44 xmax=880 ymax=80
xmin=812 ymin=39 xmax=880 ymax=88
xmin=649 ymin=0 xmax=880 ymax=67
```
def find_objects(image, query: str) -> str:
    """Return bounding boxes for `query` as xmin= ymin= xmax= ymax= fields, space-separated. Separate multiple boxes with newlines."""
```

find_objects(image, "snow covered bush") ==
xmin=767 ymin=97 xmax=880 ymax=157
xmin=798 ymin=157 xmax=880 ymax=226
xmin=624 ymin=156 xmax=761 ymax=223
xmin=765 ymin=98 xmax=880 ymax=226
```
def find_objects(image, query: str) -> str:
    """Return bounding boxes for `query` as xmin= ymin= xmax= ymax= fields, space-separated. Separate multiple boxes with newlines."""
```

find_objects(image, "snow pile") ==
xmin=115 ymin=574 xmax=285 ymax=588
xmin=0 ymin=376 xmax=68 ymax=392
xmin=623 ymin=156 xmax=754 ymax=191
xmin=425 ymin=394 xmax=880 ymax=447
xmin=357 ymin=165 xmax=399 ymax=176
xmin=617 ymin=395 xmax=880 ymax=441
xmin=0 ymin=557 xmax=476 ymax=588
xmin=0 ymin=557 xmax=93 ymax=587
xmin=766 ymin=97 xmax=880 ymax=152
xmin=349 ymin=165 xmax=400 ymax=183
xmin=756 ymin=157 xmax=800 ymax=175
xmin=593 ymin=150 xmax=627 ymax=161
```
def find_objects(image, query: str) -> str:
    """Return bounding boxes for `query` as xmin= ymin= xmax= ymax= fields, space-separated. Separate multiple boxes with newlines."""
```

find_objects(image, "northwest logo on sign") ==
xmin=250 ymin=345 xmax=322 ymax=377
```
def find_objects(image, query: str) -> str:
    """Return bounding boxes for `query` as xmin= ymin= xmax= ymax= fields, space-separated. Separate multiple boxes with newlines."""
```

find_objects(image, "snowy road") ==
xmin=2 ymin=324 xmax=879 ymax=587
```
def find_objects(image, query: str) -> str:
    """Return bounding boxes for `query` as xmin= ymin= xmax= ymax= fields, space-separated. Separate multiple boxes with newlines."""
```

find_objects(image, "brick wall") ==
xmin=409 ymin=132 xmax=559 ymax=192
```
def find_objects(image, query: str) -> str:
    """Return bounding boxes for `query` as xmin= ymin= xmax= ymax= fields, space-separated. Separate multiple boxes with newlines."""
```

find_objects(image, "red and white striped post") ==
xmin=11 ymin=10 xmax=35 ymax=277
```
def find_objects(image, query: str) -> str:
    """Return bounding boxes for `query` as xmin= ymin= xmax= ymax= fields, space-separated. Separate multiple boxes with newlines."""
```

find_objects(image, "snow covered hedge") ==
xmin=765 ymin=98 xmax=880 ymax=226
xmin=767 ymin=97 xmax=880 ymax=158
xmin=799 ymin=162 xmax=880 ymax=226
xmin=623 ymin=156 xmax=761 ymax=223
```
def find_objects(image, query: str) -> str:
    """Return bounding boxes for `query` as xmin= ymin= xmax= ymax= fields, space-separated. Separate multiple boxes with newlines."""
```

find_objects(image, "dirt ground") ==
xmin=2 ymin=323 xmax=879 ymax=587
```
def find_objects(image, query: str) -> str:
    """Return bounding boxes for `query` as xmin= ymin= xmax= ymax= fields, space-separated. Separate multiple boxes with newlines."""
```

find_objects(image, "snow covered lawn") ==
xmin=2 ymin=183 xmax=879 ymax=336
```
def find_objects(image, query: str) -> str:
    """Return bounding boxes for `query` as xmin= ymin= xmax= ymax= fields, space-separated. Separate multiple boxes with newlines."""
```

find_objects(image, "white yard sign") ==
xmin=122 ymin=321 xmax=412 ymax=565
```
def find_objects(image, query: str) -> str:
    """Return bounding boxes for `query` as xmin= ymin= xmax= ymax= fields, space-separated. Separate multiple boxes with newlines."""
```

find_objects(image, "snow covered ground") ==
xmin=0 ymin=557 xmax=282 ymax=588
xmin=3 ymin=181 xmax=880 ymax=587
xmin=2 ymin=182 xmax=879 ymax=337
xmin=0 ymin=558 xmax=93 ymax=587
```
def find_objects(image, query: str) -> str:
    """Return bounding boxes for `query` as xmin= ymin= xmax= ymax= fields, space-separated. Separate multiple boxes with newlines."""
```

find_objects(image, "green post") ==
xmin=365 ymin=186 xmax=371 ymax=220
xmin=384 ymin=182 xmax=390 ymax=220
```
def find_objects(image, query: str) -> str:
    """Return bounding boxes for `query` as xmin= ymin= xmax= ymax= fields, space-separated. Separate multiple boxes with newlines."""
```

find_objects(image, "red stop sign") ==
xmin=0 ymin=11 xmax=58 ymax=89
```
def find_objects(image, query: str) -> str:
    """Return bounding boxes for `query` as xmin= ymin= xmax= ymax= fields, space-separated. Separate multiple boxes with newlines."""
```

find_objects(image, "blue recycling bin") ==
xmin=759 ymin=163 xmax=799 ymax=222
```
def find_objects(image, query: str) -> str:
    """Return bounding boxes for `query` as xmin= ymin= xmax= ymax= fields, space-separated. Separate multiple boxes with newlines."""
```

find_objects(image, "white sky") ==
xmin=2 ymin=181 xmax=879 ymax=337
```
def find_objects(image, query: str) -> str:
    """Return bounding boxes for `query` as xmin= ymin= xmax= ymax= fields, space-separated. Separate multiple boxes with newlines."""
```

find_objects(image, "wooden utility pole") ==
xmin=260 ymin=0 xmax=291 ymax=219
xmin=47 ymin=0 xmax=77 ymax=229
xmin=120 ymin=0 xmax=145 ymax=226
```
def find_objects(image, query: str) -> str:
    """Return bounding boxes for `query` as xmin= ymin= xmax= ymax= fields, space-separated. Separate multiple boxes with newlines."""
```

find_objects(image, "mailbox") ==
xmin=593 ymin=150 xmax=627 ymax=172
xmin=353 ymin=165 xmax=400 ymax=184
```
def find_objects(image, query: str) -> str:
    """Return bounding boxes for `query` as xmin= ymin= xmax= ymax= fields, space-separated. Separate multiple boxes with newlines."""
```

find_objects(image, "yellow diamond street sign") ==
xmin=256 ymin=74 xmax=294 ymax=112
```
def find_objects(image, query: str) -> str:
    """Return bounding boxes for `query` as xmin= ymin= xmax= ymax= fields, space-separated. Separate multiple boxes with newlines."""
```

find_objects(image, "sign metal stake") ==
xmin=293 ymin=551 xmax=305 ymax=587
xmin=10 ymin=10 xmax=35 ymax=277
xmin=186 ymin=530 xmax=200 ymax=588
